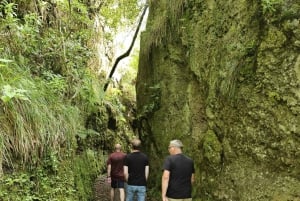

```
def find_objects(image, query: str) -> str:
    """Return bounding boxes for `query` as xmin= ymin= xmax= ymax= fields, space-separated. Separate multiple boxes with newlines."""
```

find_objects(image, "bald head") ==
xmin=114 ymin=143 xmax=122 ymax=151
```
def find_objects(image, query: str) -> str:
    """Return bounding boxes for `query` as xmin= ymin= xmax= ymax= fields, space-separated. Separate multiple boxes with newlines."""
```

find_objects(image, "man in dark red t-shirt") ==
xmin=107 ymin=144 xmax=126 ymax=201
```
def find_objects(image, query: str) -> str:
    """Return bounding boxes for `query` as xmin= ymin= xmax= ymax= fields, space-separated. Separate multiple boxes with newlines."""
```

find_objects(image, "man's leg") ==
xmin=136 ymin=186 xmax=146 ymax=201
xmin=115 ymin=180 xmax=125 ymax=201
xmin=110 ymin=188 xmax=114 ymax=201
xmin=119 ymin=188 xmax=125 ymax=201
xmin=126 ymin=185 xmax=134 ymax=201
xmin=110 ymin=180 xmax=117 ymax=201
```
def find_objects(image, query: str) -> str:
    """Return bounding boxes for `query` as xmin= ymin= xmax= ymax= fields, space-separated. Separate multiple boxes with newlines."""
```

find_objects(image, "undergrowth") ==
xmin=0 ymin=0 xmax=140 ymax=200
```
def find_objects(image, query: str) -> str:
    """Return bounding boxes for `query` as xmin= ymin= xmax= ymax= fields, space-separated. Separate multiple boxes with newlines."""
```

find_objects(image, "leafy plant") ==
xmin=139 ymin=83 xmax=161 ymax=118
xmin=261 ymin=0 xmax=283 ymax=15
xmin=42 ymin=71 xmax=67 ymax=96
xmin=0 ymin=165 xmax=79 ymax=201
xmin=0 ymin=0 xmax=141 ymax=200
xmin=1 ymin=84 xmax=29 ymax=103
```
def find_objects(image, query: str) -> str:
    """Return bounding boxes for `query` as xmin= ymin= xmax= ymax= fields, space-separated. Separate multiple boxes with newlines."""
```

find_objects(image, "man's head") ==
xmin=114 ymin=143 xmax=122 ymax=151
xmin=168 ymin=139 xmax=183 ymax=154
xmin=131 ymin=138 xmax=141 ymax=150
xmin=169 ymin=139 xmax=183 ymax=148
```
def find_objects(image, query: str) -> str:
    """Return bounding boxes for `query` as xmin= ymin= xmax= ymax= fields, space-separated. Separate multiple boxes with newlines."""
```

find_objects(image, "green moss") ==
xmin=271 ymin=194 xmax=300 ymax=201
xmin=203 ymin=129 xmax=222 ymax=165
xmin=0 ymin=148 xmax=106 ymax=201
xmin=142 ymin=0 xmax=186 ymax=58
xmin=138 ymin=0 xmax=300 ymax=200
xmin=73 ymin=149 xmax=105 ymax=200
xmin=295 ymin=55 xmax=300 ymax=81
xmin=0 ymin=162 xmax=76 ymax=200
xmin=168 ymin=44 xmax=186 ymax=64
xmin=261 ymin=0 xmax=283 ymax=15
xmin=260 ymin=26 xmax=286 ymax=50
xmin=267 ymin=91 xmax=281 ymax=101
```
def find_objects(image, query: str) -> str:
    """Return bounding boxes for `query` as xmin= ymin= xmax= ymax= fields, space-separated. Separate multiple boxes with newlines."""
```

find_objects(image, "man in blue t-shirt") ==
xmin=162 ymin=139 xmax=195 ymax=201
xmin=124 ymin=138 xmax=149 ymax=201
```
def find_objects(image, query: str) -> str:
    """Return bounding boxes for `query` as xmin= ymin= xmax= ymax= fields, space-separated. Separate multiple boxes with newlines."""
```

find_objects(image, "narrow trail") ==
xmin=93 ymin=175 xmax=157 ymax=201
xmin=94 ymin=175 xmax=111 ymax=201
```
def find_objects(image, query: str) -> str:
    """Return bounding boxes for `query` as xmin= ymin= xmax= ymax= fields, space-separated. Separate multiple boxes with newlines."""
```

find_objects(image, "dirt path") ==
xmin=93 ymin=175 xmax=156 ymax=201
xmin=93 ymin=175 xmax=111 ymax=201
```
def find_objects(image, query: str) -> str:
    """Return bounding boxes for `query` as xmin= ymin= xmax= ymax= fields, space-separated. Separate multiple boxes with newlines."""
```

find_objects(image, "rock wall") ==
xmin=136 ymin=0 xmax=300 ymax=200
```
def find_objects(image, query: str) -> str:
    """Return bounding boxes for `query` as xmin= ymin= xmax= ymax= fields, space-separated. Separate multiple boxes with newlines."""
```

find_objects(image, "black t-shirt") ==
xmin=124 ymin=151 xmax=149 ymax=186
xmin=162 ymin=153 xmax=195 ymax=199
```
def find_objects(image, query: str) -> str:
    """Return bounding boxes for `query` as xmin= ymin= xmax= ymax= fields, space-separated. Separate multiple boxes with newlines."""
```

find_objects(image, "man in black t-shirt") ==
xmin=124 ymin=138 xmax=149 ymax=201
xmin=162 ymin=139 xmax=195 ymax=201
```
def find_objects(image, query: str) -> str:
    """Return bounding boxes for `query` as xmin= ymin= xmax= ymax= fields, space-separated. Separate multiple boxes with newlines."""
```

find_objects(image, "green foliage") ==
xmin=0 ymin=1 xmax=18 ymax=25
xmin=0 ymin=164 xmax=77 ymax=201
xmin=0 ymin=147 xmax=106 ymax=201
xmin=1 ymin=84 xmax=29 ymax=103
xmin=0 ymin=2 xmax=41 ymax=65
xmin=0 ymin=0 xmax=141 ymax=200
xmin=119 ymin=51 xmax=138 ymax=109
xmin=0 ymin=0 xmax=96 ymax=170
xmin=100 ymin=0 xmax=140 ymax=30
xmin=73 ymin=69 xmax=105 ymax=113
xmin=105 ymin=88 xmax=127 ymax=117
xmin=139 ymin=83 xmax=161 ymax=118
xmin=0 ymin=59 xmax=80 ymax=169
xmin=104 ymin=88 xmax=135 ymax=142
xmin=42 ymin=71 xmax=67 ymax=96
xmin=203 ymin=130 xmax=222 ymax=166
xmin=142 ymin=0 xmax=186 ymax=58
xmin=73 ymin=149 xmax=106 ymax=200
xmin=261 ymin=0 xmax=283 ymax=15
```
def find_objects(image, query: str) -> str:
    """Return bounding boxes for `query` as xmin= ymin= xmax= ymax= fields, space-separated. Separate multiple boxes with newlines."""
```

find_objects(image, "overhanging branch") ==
xmin=103 ymin=4 xmax=149 ymax=92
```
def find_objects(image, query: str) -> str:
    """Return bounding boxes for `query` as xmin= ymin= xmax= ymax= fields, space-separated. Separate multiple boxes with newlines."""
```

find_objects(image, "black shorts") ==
xmin=111 ymin=179 xmax=125 ymax=188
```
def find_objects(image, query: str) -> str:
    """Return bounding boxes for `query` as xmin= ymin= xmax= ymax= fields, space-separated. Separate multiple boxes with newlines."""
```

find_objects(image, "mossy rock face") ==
xmin=203 ymin=129 xmax=222 ymax=165
xmin=137 ymin=0 xmax=300 ymax=200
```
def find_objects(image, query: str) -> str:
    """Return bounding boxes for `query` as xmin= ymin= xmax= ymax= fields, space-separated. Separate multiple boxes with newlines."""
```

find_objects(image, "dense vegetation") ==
xmin=0 ymin=0 xmax=142 ymax=200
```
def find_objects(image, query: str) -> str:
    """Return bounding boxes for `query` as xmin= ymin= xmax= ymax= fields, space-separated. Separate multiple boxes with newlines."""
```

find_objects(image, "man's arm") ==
xmin=107 ymin=164 xmax=111 ymax=177
xmin=124 ymin=165 xmax=128 ymax=182
xmin=191 ymin=173 xmax=195 ymax=184
xmin=161 ymin=170 xmax=170 ymax=201
xmin=145 ymin=165 xmax=149 ymax=181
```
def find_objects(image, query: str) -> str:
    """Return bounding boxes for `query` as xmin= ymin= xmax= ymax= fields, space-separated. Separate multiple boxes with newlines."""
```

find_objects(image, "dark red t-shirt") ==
xmin=107 ymin=152 xmax=126 ymax=180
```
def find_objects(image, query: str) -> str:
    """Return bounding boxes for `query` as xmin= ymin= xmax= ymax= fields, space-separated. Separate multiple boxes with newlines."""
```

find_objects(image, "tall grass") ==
xmin=141 ymin=0 xmax=186 ymax=58
xmin=0 ymin=0 xmax=93 ymax=172
xmin=0 ymin=0 xmax=140 ymax=200
xmin=0 ymin=60 xmax=81 ymax=170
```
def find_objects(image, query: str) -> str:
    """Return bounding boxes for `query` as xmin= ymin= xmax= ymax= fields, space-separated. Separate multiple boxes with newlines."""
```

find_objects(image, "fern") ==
xmin=261 ymin=0 xmax=283 ymax=15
